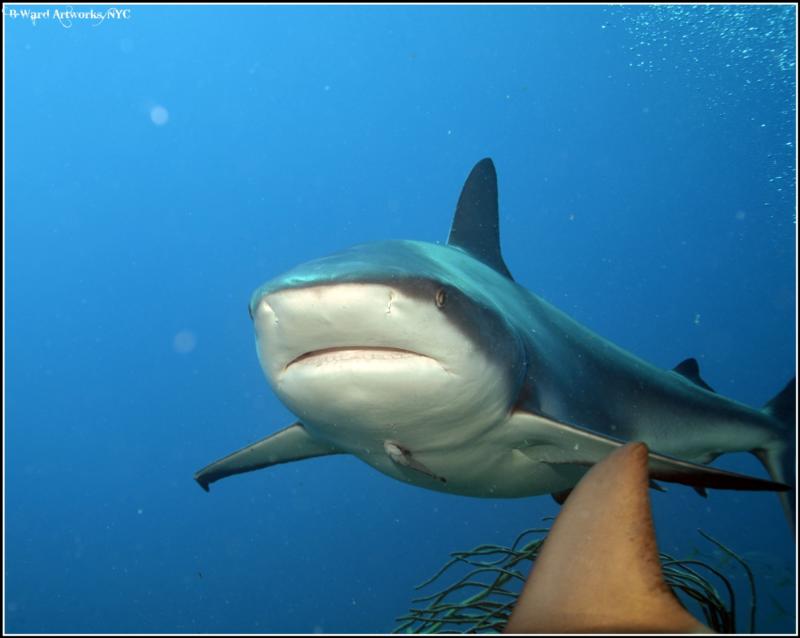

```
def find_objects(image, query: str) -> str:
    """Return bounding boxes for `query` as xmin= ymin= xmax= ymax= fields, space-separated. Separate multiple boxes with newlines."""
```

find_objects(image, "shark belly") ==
xmin=333 ymin=417 xmax=584 ymax=498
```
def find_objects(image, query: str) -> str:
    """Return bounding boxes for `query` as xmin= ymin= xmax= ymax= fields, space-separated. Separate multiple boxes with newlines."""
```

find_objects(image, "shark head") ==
xmin=248 ymin=239 xmax=528 ymax=460
xmin=195 ymin=158 xmax=547 ymax=495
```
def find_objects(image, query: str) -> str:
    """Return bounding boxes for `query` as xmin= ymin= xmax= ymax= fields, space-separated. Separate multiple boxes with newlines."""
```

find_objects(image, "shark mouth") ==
xmin=285 ymin=346 xmax=437 ymax=370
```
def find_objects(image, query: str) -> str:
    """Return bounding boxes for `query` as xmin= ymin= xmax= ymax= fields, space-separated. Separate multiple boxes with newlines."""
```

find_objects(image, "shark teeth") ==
xmin=286 ymin=347 xmax=426 ymax=369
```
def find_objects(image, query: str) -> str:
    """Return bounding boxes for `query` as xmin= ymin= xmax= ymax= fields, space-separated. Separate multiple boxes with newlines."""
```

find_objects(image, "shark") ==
xmin=504 ymin=442 xmax=713 ymax=634
xmin=195 ymin=158 xmax=795 ymax=526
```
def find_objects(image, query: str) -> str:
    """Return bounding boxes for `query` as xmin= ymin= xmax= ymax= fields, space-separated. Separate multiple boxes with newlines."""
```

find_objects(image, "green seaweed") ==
xmin=395 ymin=527 xmax=755 ymax=634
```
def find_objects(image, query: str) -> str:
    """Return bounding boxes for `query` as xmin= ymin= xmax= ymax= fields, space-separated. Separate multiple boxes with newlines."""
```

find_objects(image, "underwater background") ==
xmin=5 ymin=4 xmax=797 ymax=634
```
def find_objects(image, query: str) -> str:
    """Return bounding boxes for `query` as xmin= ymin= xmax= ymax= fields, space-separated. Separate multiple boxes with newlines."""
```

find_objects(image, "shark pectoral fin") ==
xmin=508 ymin=410 xmax=791 ymax=493
xmin=645 ymin=450 xmax=791 ymax=492
xmin=384 ymin=441 xmax=447 ymax=483
xmin=194 ymin=422 xmax=342 ymax=492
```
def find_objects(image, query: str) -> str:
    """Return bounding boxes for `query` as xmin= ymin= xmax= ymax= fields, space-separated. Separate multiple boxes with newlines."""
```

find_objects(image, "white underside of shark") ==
xmin=195 ymin=159 xmax=795 ymax=526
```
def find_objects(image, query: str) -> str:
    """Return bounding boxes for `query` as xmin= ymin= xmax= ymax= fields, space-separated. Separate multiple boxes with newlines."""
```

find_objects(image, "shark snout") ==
xmin=252 ymin=284 xmax=453 ymax=379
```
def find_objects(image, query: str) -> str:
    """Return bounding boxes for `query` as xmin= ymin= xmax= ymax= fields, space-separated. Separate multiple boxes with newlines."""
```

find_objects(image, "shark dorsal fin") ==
xmin=672 ymin=357 xmax=715 ymax=393
xmin=447 ymin=158 xmax=513 ymax=280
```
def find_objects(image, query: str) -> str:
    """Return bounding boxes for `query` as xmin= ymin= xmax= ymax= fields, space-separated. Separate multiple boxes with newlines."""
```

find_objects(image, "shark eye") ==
xmin=435 ymin=288 xmax=447 ymax=309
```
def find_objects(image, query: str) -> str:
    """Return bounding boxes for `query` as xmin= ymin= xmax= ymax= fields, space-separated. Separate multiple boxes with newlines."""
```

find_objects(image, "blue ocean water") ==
xmin=5 ymin=4 xmax=797 ymax=634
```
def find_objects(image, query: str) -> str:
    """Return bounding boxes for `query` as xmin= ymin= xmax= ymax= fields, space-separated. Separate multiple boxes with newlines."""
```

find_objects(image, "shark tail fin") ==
xmin=753 ymin=377 xmax=796 ymax=531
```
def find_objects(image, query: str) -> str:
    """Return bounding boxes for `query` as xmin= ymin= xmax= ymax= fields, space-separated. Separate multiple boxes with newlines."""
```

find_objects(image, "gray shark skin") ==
xmin=195 ymin=159 xmax=795 ymax=526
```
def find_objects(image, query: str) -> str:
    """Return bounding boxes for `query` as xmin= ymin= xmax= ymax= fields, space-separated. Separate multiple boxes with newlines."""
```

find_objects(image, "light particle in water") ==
xmin=150 ymin=105 xmax=169 ymax=126
xmin=173 ymin=330 xmax=197 ymax=354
